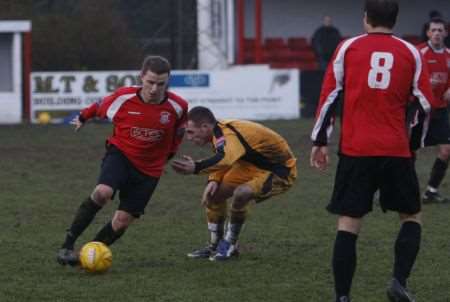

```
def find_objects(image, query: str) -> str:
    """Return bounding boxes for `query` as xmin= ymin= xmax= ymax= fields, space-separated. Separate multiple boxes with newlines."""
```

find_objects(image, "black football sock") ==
xmin=93 ymin=221 xmax=126 ymax=246
xmin=428 ymin=158 xmax=448 ymax=189
xmin=393 ymin=221 xmax=421 ymax=287
xmin=333 ymin=231 xmax=358 ymax=299
xmin=62 ymin=197 xmax=102 ymax=249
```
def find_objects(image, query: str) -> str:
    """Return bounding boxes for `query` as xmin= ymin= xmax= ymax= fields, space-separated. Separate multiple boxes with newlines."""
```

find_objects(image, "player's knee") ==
xmin=112 ymin=211 xmax=134 ymax=231
xmin=233 ymin=185 xmax=253 ymax=199
xmin=399 ymin=212 xmax=421 ymax=224
xmin=438 ymin=146 xmax=450 ymax=161
xmin=208 ymin=193 xmax=224 ymax=204
xmin=92 ymin=184 xmax=113 ymax=205
xmin=337 ymin=216 xmax=362 ymax=234
xmin=206 ymin=199 xmax=226 ymax=211
xmin=208 ymin=184 xmax=234 ymax=204
xmin=232 ymin=185 xmax=253 ymax=208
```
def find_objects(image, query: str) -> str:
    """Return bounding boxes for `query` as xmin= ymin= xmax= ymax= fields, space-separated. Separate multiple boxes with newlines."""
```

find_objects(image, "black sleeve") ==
xmin=194 ymin=149 xmax=225 ymax=174
xmin=312 ymin=95 xmax=340 ymax=146
xmin=407 ymin=100 xmax=427 ymax=151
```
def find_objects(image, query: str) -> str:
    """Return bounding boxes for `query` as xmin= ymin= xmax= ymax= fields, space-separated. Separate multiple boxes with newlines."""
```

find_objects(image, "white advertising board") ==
xmin=30 ymin=66 xmax=300 ymax=123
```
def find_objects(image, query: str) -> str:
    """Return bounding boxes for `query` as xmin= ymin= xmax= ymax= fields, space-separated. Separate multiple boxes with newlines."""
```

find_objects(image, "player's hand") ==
xmin=171 ymin=155 xmax=195 ymax=174
xmin=201 ymin=181 xmax=219 ymax=206
xmin=310 ymin=145 xmax=329 ymax=171
xmin=443 ymin=88 xmax=450 ymax=103
xmin=430 ymin=77 xmax=440 ymax=88
xmin=70 ymin=115 xmax=84 ymax=132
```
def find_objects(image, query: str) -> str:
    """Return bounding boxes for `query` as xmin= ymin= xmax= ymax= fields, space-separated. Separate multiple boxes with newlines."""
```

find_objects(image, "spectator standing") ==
xmin=311 ymin=15 xmax=342 ymax=70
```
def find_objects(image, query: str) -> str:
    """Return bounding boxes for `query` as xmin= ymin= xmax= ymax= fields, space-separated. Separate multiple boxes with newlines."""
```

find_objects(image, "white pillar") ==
xmin=0 ymin=21 xmax=31 ymax=124
xmin=226 ymin=0 xmax=235 ymax=65
xmin=197 ymin=0 xmax=231 ymax=70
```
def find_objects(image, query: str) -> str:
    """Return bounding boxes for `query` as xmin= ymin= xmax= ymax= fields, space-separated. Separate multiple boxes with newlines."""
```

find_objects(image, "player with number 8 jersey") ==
xmin=312 ymin=31 xmax=438 ymax=156
xmin=309 ymin=1 xmax=440 ymax=301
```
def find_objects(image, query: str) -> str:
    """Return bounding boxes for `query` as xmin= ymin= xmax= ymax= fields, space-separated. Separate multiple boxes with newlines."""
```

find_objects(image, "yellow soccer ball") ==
xmin=37 ymin=112 xmax=51 ymax=124
xmin=79 ymin=241 xmax=112 ymax=273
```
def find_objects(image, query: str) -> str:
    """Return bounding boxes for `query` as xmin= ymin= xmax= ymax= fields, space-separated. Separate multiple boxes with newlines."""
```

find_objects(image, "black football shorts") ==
xmin=424 ymin=108 xmax=450 ymax=146
xmin=98 ymin=144 xmax=159 ymax=218
xmin=327 ymin=154 xmax=421 ymax=218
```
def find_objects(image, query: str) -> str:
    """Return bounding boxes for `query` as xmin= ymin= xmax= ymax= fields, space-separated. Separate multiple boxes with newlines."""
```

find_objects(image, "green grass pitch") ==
xmin=1 ymin=119 xmax=449 ymax=301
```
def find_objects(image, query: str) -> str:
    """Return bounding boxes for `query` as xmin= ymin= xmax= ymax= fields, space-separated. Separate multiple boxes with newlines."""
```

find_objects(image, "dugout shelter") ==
xmin=0 ymin=20 xmax=31 ymax=124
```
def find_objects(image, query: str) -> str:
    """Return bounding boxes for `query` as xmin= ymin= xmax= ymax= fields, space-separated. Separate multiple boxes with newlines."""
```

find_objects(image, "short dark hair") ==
xmin=141 ymin=55 xmax=171 ymax=75
xmin=426 ymin=17 xmax=448 ymax=32
xmin=364 ymin=0 xmax=399 ymax=29
xmin=188 ymin=106 xmax=217 ymax=125
xmin=429 ymin=10 xmax=442 ymax=19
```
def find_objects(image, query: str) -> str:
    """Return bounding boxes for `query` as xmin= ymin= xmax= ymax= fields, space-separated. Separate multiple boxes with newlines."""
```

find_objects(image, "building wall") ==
xmin=243 ymin=0 xmax=450 ymax=39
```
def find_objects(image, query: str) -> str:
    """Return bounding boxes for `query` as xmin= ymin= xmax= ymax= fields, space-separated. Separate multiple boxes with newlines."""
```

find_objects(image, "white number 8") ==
xmin=368 ymin=52 xmax=393 ymax=89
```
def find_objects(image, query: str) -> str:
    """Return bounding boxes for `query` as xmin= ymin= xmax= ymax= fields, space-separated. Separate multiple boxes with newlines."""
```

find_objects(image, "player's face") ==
xmin=140 ymin=71 xmax=169 ymax=103
xmin=427 ymin=23 xmax=447 ymax=48
xmin=185 ymin=120 xmax=211 ymax=146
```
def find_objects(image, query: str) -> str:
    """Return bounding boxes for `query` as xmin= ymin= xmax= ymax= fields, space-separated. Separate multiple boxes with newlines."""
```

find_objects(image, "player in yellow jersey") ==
xmin=171 ymin=106 xmax=297 ymax=261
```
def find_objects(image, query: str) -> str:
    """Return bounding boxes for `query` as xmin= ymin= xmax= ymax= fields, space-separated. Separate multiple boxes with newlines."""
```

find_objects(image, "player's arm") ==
xmin=411 ymin=53 xmax=437 ymax=111
xmin=310 ymin=46 xmax=342 ymax=147
xmin=193 ymin=133 xmax=245 ymax=174
xmin=444 ymin=68 xmax=450 ymax=102
xmin=168 ymin=106 xmax=188 ymax=160
xmin=70 ymin=101 xmax=100 ymax=131
xmin=171 ymin=133 xmax=245 ymax=175
xmin=444 ymin=88 xmax=450 ymax=103
xmin=408 ymin=51 xmax=439 ymax=149
xmin=310 ymin=43 xmax=344 ymax=171
xmin=72 ymin=92 xmax=118 ymax=132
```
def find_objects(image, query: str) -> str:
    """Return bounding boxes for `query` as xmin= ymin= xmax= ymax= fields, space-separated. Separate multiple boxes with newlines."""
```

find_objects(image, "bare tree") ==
xmin=0 ymin=0 xmax=197 ymax=70
xmin=32 ymin=0 xmax=142 ymax=70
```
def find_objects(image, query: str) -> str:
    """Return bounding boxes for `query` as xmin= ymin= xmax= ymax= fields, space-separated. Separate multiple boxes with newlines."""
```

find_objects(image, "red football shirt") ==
xmin=311 ymin=33 xmax=437 ymax=157
xmin=80 ymin=86 xmax=188 ymax=177
xmin=417 ymin=42 xmax=450 ymax=109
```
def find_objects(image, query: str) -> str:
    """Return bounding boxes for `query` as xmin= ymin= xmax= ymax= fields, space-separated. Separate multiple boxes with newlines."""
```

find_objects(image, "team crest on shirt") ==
xmin=160 ymin=111 xmax=171 ymax=124
xmin=215 ymin=136 xmax=226 ymax=149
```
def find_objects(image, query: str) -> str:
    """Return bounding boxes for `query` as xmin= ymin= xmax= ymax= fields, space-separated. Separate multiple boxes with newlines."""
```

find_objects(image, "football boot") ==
xmin=422 ymin=190 xmax=450 ymax=204
xmin=187 ymin=244 xmax=216 ymax=259
xmin=56 ymin=248 xmax=79 ymax=266
xmin=386 ymin=278 xmax=415 ymax=302
xmin=209 ymin=239 xmax=239 ymax=261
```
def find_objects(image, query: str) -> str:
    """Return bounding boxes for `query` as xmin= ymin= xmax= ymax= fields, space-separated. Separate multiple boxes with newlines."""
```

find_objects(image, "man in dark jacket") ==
xmin=311 ymin=15 xmax=342 ymax=70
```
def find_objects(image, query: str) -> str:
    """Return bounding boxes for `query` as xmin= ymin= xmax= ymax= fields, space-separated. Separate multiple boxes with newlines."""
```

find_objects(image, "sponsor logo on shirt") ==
xmin=130 ymin=127 xmax=164 ymax=142
xmin=128 ymin=111 xmax=142 ymax=115
xmin=431 ymin=72 xmax=448 ymax=85
xmin=160 ymin=111 xmax=171 ymax=124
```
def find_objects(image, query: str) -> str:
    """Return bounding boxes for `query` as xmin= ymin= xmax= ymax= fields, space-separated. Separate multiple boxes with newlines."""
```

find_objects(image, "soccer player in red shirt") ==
xmin=417 ymin=18 xmax=450 ymax=203
xmin=310 ymin=1 xmax=437 ymax=301
xmin=57 ymin=56 xmax=188 ymax=266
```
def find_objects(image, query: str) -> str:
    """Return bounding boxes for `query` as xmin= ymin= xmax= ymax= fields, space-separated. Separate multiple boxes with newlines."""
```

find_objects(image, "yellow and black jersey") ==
xmin=193 ymin=119 xmax=296 ymax=181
